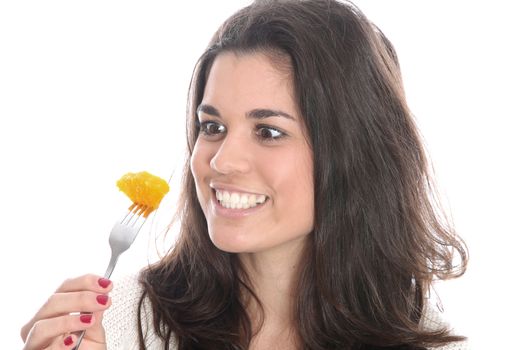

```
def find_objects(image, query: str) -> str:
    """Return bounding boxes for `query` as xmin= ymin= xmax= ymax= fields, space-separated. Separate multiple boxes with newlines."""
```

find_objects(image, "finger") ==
xmin=47 ymin=333 xmax=77 ymax=349
xmin=23 ymin=314 xmax=96 ymax=350
xmin=58 ymin=312 xmax=107 ymax=349
xmin=83 ymin=310 xmax=107 ymax=344
xmin=49 ymin=314 xmax=107 ymax=350
xmin=55 ymin=274 xmax=113 ymax=294
xmin=62 ymin=334 xmax=76 ymax=348
xmin=40 ymin=291 xmax=112 ymax=319
xmin=21 ymin=292 xmax=111 ymax=341
xmin=20 ymin=274 xmax=112 ymax=342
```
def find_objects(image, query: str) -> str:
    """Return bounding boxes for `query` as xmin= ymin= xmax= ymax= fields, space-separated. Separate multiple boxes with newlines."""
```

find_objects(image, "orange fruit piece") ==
xmin=116 ymin=171 xmax=169 ymax=209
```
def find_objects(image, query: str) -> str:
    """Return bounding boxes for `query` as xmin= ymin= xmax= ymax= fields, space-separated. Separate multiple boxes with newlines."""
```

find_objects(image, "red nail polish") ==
xmin=80 ymin=314 xmax=92 ymax=323
xmin=64 ymin=335 xmax=73 ymax=346
xmin=96 ymin=294 xmax=109 ymax=305
xmin=98 ymin=278 xmax=111 ymax=288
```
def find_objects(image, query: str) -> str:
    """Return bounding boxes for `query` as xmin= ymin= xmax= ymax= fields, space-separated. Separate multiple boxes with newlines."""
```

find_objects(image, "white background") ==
xmin=1 ymin=1 xmax=523 ymax=349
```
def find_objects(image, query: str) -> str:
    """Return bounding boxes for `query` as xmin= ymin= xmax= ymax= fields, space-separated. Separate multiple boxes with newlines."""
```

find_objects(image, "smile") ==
xmin=215 ymin=189 xmax=267 ymax=209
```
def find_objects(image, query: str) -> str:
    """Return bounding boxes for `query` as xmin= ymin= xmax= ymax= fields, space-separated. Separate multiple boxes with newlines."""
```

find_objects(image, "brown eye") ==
xmin=255 ymin=125 xmax=286 ymax=141
xmin=199 ymin=121 xmax=226 ymax=137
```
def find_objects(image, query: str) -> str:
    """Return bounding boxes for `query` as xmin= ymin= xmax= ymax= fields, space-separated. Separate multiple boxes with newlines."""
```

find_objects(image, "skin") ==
xmin=191 ymin=52 xmax=315 ymax=349
xmin=191 ymin=51 xmax=314 ymax=255
xmin=20 ymin=274 xmax=111 ymax=349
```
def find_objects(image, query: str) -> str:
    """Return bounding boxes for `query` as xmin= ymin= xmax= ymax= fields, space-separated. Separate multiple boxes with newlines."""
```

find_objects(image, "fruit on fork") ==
xmin=117 ymin=171 xmax=170 ymax=218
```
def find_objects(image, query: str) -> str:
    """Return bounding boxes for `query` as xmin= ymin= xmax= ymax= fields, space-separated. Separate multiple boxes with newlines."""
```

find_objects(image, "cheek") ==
xmin=290 ymin=157 xmax=315 ymax=216
xmin=189 ymin=148 xmax=198 ymax=180
xmin=272 ymin=147 xmax=313 ymax=188
xmin=190 ymin=141 xmax=210 ymax=201
xmin=190 ymin=140 xmax=207 ymax=180
xmin=292 ymin=158 xmax=315 ymax=233
xmin=265 ymin=148 xmax=314 ymax=218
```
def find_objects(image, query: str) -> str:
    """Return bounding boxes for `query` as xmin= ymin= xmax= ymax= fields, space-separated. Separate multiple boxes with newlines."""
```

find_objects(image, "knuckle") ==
xmin=56 ymin=277 xmax=73 ymax=292
xmin=76 ymin=290 xmax=97 ymax=310
xmin=59 ymin=314 xmax=74 ymax=330
xmin=84 ymin=273 xmax=99 ymax=283
xmin=81 ymin=273 xmax=101 ymax=290
xmin=30 ymin=319 xmax=44 ymax=336
xmin=56 ymin=274 xmax=96 ymax=291
xmin=44 ymin=292 xmax=55 ymax=305
xmin=42 ymin=292 xmax=59 ymax=310
xmin=20 ymin=322 xmax=31 ymax=341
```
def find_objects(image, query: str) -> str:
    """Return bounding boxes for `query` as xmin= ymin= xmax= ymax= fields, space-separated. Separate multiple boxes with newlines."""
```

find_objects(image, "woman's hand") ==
xmin=21 ymin=274 xmax=112 ymax=349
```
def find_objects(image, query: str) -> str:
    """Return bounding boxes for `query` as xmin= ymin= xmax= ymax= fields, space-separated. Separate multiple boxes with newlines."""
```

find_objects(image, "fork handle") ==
xmin=104 ymin=253 xmax=119 ymax=279
xmin=72 ymin=330 xmax=87 ymax=350
xmin=72 ymin=253 xmax=120 ymax=350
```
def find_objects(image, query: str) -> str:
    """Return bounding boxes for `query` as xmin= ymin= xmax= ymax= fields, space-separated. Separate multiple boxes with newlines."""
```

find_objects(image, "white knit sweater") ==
xmin=102 ymin=274 xmax=469 ymax=350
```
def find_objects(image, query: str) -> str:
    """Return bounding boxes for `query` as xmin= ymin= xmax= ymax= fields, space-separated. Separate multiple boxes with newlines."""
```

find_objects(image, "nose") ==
xmin=210 ymin=134 xmax=252 ymax=175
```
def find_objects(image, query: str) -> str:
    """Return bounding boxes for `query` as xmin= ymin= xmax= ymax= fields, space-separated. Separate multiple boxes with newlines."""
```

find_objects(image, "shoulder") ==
xmin=422 ymin=302 xmax=470 ymax=350
xmin=102 ymin=272 xmax=169 ymax=350
xmin=428 ymin=340 xmax=470 ymax=350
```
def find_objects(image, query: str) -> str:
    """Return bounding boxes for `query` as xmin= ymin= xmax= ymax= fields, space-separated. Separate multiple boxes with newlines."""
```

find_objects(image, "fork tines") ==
xmin=122 ymin=203 xmax=153 ymax=226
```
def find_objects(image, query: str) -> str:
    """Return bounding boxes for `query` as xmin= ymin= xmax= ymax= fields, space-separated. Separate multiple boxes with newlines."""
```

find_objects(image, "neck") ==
xmin=238 ymin=237 xmax=307 ymax=326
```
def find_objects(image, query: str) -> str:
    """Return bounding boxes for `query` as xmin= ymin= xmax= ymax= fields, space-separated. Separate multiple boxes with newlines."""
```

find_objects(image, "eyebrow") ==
xmin=197 ymin=103 xmax=295 ymax=121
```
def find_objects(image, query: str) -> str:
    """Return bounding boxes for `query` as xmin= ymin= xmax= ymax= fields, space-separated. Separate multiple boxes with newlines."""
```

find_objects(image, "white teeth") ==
xmin=215 ymin=189 xmax=267 ymax=209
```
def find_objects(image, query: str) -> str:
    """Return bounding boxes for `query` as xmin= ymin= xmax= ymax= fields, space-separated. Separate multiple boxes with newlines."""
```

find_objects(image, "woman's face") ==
xmin=190 ymin=51 xmax=314 ymax=254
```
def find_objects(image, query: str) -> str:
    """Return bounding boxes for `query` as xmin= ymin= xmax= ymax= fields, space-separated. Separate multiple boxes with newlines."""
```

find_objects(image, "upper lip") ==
xmin=210 ymin=182 xmax=268 ymax=197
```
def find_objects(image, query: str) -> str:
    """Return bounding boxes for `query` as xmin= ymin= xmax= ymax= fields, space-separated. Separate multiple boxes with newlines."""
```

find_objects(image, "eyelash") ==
xmin=196 ymin=120 xmax=287 ymax=142
xmin=197 ymin=120 xmax=226 ymax=137
xmin=255 ymin=123 xmax=287 ymax=142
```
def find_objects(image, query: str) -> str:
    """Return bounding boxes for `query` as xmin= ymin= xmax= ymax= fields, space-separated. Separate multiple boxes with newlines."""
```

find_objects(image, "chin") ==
xmin=208 ymin=229 xmax=255 ymax=253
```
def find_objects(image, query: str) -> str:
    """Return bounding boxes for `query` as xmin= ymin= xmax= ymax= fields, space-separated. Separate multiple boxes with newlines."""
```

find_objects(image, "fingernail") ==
xmin=64 ymin=335 xmax=73 ymax=346
xmin=96 ymin=294 xmax=109 ymax=305
xmin=80 ymin=314 xmax=92 ymax=323
xmin=98 ymin=278 xmax=111 ymax=288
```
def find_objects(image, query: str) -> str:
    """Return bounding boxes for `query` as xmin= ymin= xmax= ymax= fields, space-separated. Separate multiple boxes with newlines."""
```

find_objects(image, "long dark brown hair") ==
xmin=137 ymin=0 xmax=468 ymax=349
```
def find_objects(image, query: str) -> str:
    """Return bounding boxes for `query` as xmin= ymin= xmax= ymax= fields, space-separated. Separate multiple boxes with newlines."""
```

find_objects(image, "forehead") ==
xmin=202 ymin=51 xmax=296 ymax=111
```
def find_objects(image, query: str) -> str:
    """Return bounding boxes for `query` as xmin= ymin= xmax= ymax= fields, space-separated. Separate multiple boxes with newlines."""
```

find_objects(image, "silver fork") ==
xmin=72 ymin=203 xmax=151 ymax=350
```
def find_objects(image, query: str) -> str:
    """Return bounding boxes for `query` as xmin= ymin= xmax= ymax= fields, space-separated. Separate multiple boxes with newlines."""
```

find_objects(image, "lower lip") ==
xmin=211 ymin=195 xmax=268 ymax=218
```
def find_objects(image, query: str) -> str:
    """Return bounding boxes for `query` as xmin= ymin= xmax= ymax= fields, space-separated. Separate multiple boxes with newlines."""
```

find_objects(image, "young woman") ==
xmin=21 ymin=1 xmax=468 ymax=349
